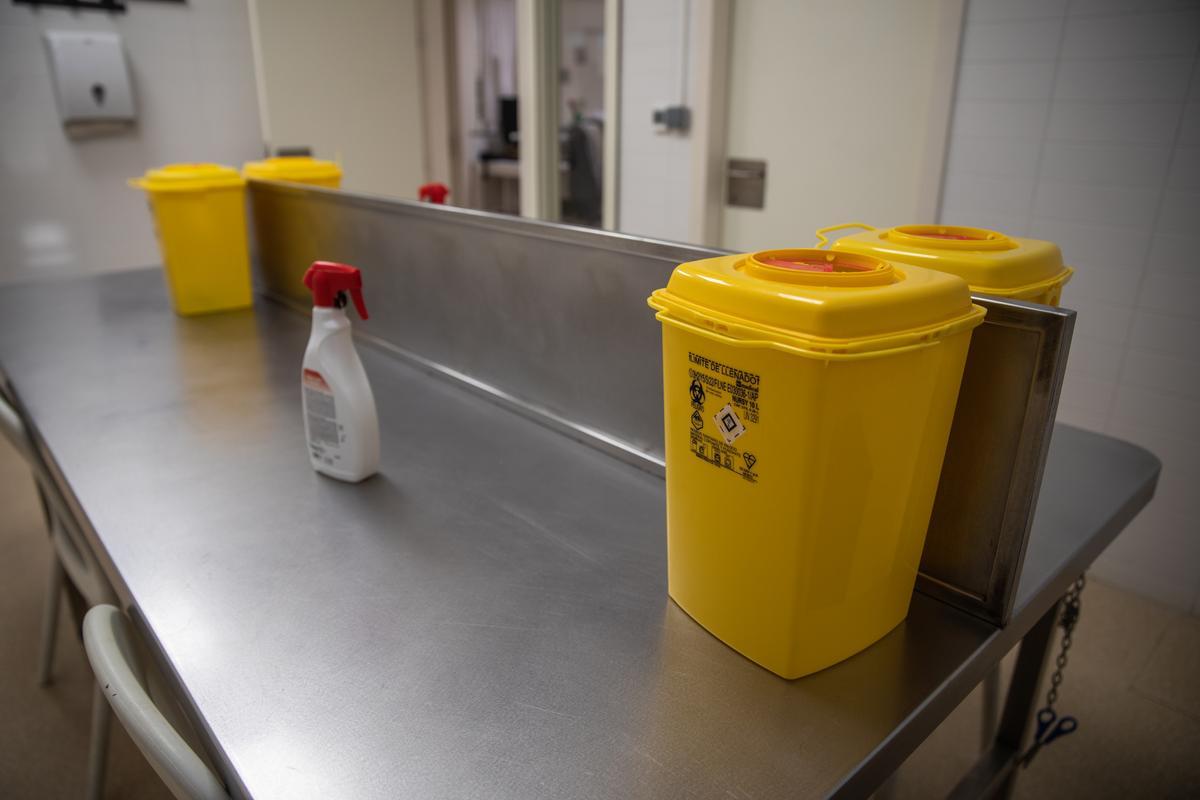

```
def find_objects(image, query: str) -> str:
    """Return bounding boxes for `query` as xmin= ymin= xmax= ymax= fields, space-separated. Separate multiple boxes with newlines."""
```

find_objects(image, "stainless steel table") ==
xmin=0 ymin=269 xmax=1159 ymax=799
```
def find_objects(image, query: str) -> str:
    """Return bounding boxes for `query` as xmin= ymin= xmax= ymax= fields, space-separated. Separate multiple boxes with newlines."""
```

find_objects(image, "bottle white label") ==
xmin=303 ymin=368 xmax=340 ymax=461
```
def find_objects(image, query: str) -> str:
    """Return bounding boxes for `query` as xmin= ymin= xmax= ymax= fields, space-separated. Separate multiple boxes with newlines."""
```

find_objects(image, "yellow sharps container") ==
xmin=818 ymin=223 xmax=1073 ymax=306
xmin=648 ymin=249 xmax=985 ymax=678
xmin=242 ymin=156 xmax=342 ymax=188
xmin=130 ymin=163 xmax=252 ymax=316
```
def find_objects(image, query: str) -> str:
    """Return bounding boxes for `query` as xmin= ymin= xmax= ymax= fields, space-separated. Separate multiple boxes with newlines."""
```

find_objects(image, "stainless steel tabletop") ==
xmin=0 ymin=269 xmax=1159 ymax=800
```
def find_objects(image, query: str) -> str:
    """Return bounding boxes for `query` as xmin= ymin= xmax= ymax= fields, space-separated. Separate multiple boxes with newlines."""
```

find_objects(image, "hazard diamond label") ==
xmin=713 ymin=403 xmax=746 ymax=445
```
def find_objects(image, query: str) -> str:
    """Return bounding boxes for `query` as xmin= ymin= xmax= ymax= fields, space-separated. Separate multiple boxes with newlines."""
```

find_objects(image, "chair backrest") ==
xmin=0 ymin=392 xmax=36 ymax=462
xmin=0 ymin=394 xmax=114 ymax=605
xmin=83 ymin=605 xmax=229 ymax=800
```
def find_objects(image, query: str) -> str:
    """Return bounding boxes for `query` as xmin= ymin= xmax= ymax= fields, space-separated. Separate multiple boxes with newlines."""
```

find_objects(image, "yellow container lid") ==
xmin=242 ymin=156 xmax=342 ymax=183
xmin=822 ymin=223 xmax=1072 ymax=297
xmin=129 ymin=163 xmax=245 ymax=192
xmin=648 ymin=248 xmax=985 ymax=357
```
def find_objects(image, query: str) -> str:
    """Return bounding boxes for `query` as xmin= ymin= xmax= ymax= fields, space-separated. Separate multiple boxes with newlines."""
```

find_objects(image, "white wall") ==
xmin=941 ymin=0 xmax=1200 ymax=610
xmin=0 ymin=1 xmax=263 ymax=285
xmin=250 ymin=0 xmax=426 ymax=199
xmin=616 ymin=0 xmax=696 ymax=243
xmin=721 ymin=0 xmax=963 ymax=252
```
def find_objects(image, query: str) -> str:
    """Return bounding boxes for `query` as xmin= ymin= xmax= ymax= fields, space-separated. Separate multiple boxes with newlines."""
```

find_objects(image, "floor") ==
xmin=1 ymin=436 xmax=1197 ymax=799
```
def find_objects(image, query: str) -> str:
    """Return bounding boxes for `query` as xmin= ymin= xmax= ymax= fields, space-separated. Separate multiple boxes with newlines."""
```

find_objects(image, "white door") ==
xmin=719 ymin=0 xmax=964 ymax=251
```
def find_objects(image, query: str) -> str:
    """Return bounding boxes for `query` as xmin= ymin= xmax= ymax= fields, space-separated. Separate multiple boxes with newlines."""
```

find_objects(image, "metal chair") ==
xmin=0 ymin=394 xmax=118 ymax=799
xmin=83 ymin=605 xmax=229 ymax=800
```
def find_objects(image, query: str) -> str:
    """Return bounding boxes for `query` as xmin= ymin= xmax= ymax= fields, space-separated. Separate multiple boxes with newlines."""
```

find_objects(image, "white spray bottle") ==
xmin=301 ymin=261 xmax=380 ymax=482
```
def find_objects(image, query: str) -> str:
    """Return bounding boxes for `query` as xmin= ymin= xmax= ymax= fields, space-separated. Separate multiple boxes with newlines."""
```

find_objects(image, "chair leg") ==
xmin=86 ymin=681 xmax=112 ymax=800
xmin=37 ymin=556 xmax=65 ymax=686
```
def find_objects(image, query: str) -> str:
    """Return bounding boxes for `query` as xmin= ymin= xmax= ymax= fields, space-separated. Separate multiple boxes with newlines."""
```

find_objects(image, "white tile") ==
xmin=1128 ymin=309 xmax=1200 ymax=361
xmin=1069 ymin=296 xmax=1136 ymax=345
xmin=0 ymin=3 xmax=119 ymax=30
xmin=1058 ymin=372 xmax=1118 ymax=420
xmin=1054 ymin=401 xmax=1109 ymax=431
xmin=1039 ymin=142 xmax=1173 ymax=188
xmin=1032 ymin=181 xmax=1161 ymax=229
xmin=945 ymin=135 xmax=1042 ymax=179
xmin=961 ymin=18 xmax=1064 ymax=62
xmin=0 ymin=3 xmax=36 ymax=25
xmin=938 ymin=208 xmax=1030 ymax=237
xmin=1179 ymin=102 xmax=1200 ymax=148
xmin=1138 ymin=269 xmax=1200 ymax=318
xmin=1061 ymin=10 xmax=1200 ymax=60
xmin=1106 ymin=417 xmax=1200 ymax=518
xmin=942 ymin=171 xmax=1037 ymax=218
xmin=1145 ymin=232 xmax=1192 ymax=274
xmin=1155 ymin=189 xmax=1200 ymax=231
xmin=967 ymin=0 xmax=1068 ymax=23
xmin=958 ymin=61 xmax=1058 ymax=101
xmin=1028 ymin=219 xmax=1151 ymax=272
xmin=1065 ymin=263 xmax=1144 ymax=305
xmin=1091 ymin=503 xmax=1200 ymax=610
xmin=1065 ymin=333 xmax=1125 ymax=383
xmin=1047 ymin=102 xmax=1184 ymax=147
xmin=1110 ymin=382 xmax=1200 ymax=441
xmin=1167 ymin=147 xmax=1200 ymax=191
xmin=0 ymin=3 xmax=261 ymax=284
xmin=1054 ymin=58 xmax=1194 ymax=103
xmin=948 ymin=100 xmax=1049 ymax=141
xmin=1120 ymin=349 xmax=1200 ymax=401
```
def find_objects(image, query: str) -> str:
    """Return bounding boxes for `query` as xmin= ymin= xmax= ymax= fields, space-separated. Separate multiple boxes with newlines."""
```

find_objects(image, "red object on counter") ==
xmin=418 ymin=182 xmax=450 ymax=204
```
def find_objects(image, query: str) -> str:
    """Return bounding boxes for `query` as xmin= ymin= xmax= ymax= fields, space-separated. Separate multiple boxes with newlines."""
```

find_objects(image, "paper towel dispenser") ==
xmin=44 ymin=30 xmax=135 ymax=126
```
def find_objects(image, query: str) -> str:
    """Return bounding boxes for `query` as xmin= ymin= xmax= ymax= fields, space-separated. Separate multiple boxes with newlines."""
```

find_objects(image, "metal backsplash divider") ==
xmin=249 ymin=181 xmax=712 ymax=471
xmin=248 ymin=181 xmax=1073 ymax=626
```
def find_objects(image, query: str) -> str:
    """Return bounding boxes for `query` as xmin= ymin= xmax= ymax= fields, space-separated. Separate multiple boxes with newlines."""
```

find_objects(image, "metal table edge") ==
xmin=826 ymin=431 xmax=1160 ymax=798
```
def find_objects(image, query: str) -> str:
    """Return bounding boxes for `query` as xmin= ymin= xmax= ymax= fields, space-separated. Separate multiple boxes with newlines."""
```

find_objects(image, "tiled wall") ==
xmin=941 ymin=0 xmax=1200 ymax=610
xmin=0 ymin=2 xmax=262 ymax=284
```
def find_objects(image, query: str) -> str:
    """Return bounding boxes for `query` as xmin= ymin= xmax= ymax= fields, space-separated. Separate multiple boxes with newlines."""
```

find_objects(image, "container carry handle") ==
xmin=814 ymin=222 xmax=876 ymax=249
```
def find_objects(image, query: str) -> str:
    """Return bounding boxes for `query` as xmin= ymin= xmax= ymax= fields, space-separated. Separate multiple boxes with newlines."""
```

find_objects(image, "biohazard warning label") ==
xmin=685 ymin=352 xmax=760 ymax=483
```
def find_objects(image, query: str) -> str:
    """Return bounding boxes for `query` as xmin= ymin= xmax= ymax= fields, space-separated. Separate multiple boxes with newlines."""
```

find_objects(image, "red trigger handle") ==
xmin=302 ymin=261 xmax=369 ymax=320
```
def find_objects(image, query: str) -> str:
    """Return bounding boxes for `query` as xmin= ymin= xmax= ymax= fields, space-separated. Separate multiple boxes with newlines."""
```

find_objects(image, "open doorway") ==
xmin=558 ymin=0 xmax=605 ymax=226
xmin=443 ymin=0 xmax=609 ymax=226
xmin=450 ymin=0 xmax=521 ymax=214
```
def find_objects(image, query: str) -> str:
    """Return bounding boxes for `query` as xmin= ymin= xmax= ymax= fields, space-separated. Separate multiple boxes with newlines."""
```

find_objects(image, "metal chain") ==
xmin=1046 ymin=575 xmax=1085 ymax=710
xmin=1019 ymin=575 xmax=1086 ymax=768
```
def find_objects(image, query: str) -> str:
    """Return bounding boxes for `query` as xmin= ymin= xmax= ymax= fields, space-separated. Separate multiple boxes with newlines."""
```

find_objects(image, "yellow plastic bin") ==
xmin=817 ymin=223 xmax=1073 ymax=306
xmin=648 ymin=249 xmax=985 ymax=678
xmin=130 ymin=163 xmax=252 ymax=316
xmin=242 ymin=156 xmax=342 ymax=188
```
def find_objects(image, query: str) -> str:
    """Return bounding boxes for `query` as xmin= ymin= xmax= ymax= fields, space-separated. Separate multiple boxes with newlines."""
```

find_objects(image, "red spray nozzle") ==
xmin=303 ymin=261 xmax=369 ymax=320
xmin=419 ymin=182 xmax=450 ymax=204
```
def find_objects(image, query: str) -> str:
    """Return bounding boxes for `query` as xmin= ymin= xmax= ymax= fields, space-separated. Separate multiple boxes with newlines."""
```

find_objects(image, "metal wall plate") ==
xmin=248 ymin=181 xmax=1074 ymax=626
xmin=917 ymin=297 xmax=1075 ymax=625
xmin=726 ymin=158 xmax=766 ymax=208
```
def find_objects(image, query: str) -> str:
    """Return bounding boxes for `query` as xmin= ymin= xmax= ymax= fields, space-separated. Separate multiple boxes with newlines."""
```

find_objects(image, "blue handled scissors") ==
xmin=1022 ymin=707 xmax=1078 ymax=766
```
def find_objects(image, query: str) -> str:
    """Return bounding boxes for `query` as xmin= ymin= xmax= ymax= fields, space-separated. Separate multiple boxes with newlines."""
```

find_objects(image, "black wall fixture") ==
xmin=14 ymin=0 xmax=127 ymax=12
